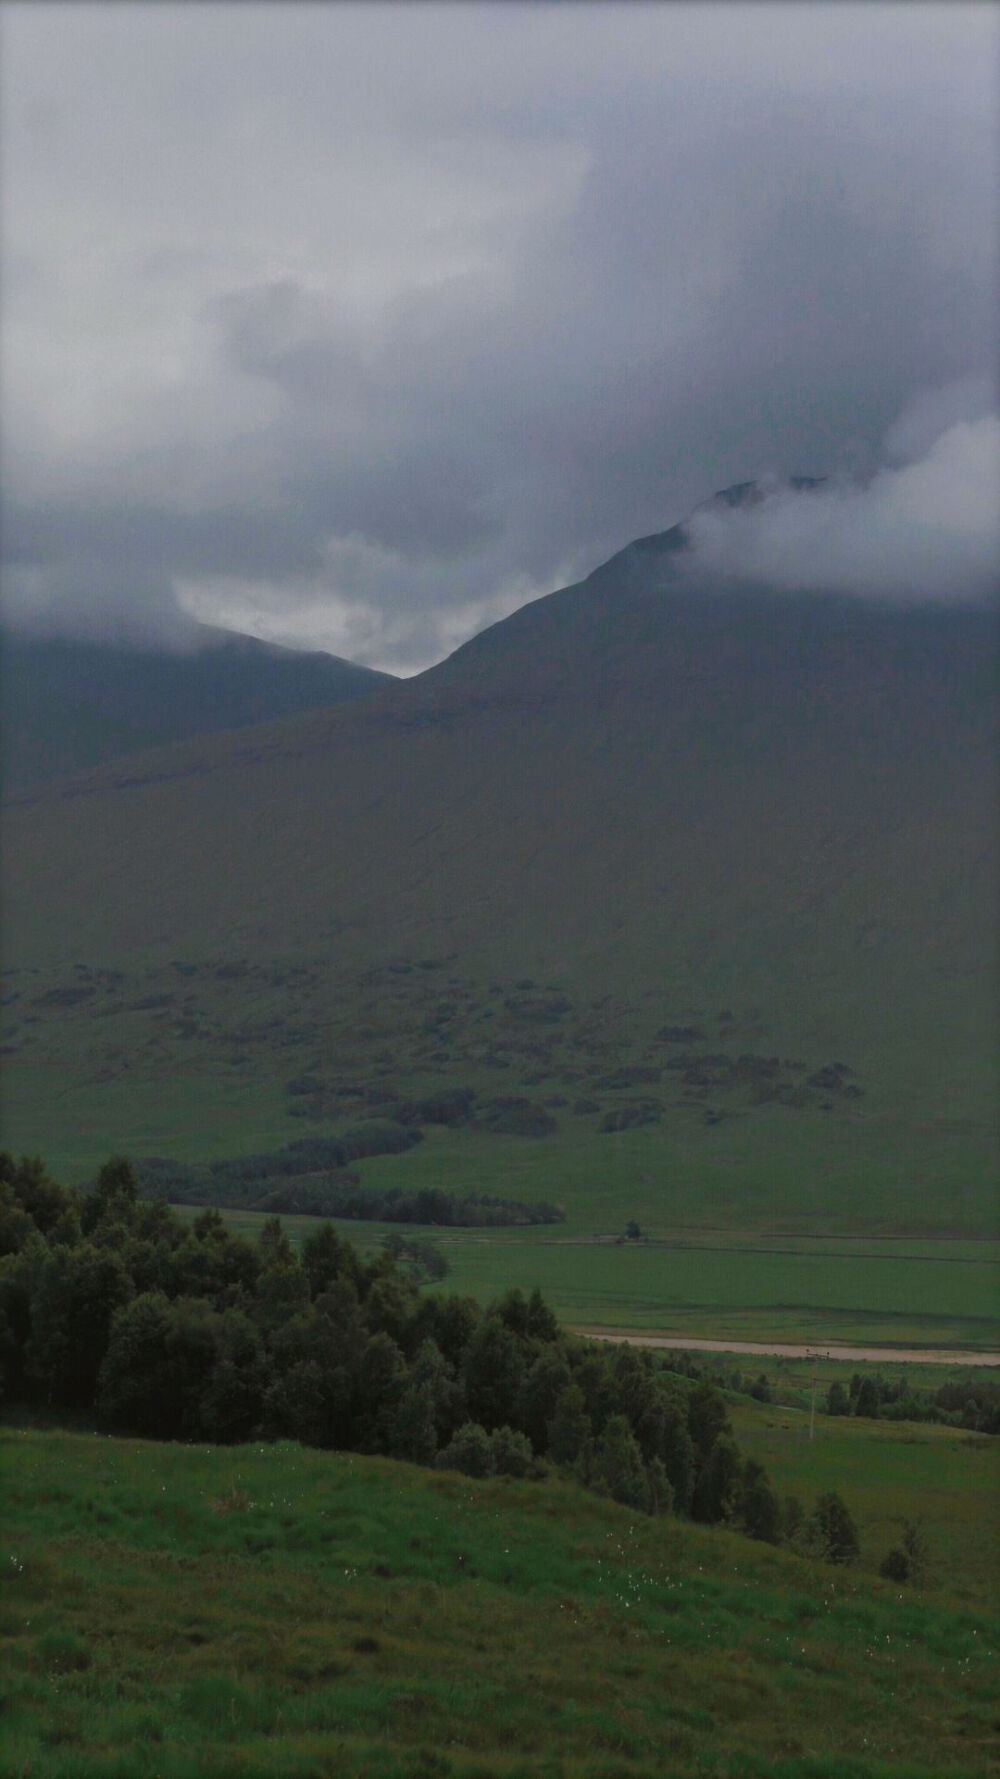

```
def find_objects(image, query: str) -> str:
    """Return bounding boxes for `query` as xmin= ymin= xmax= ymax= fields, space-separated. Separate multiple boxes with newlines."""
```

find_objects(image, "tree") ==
xmin=408 ymin=1338 xmax=464 ymax=1446
xmin=516 ymin=1349 xmax=571 ymax=1452
xmin=826 ymin=1381 xmax=850 ymax=1416
xmin=625 ymin=1220 xmax=642 ymax=1241
xmin=80 ymin=1156 xmax=139 ymax=1236
xmin=97 ymin=1292 xmax=223 ymax=1439
xmin=646 ymin=1455 xmax=674 ymax=1517
xmin=811 ymin=1491 xmax=860 ymax=1565
xmin=881 ymin=1520 xmax=928 ymax=1585
xmin=547 ymin=1382 xmax=592 ymax=1468
xmin=490 ymin=1424 xmax=533 ymax=1477
xmin=436 ymin=1420 xmax=495 ymax=1478
xmin=364 ymin=1272 xmax=419 ymax=1350
xmin=262 ymin=1359 xmax=329 ymax=1446
xmin=688 ymin=1379 xmax=730 ymax=1459
xmin=879 ymin=1546 xmax=909 ymax=1583
xmin=693 ymin=1434 xmax=741 ymax=1524
xmin=741 ymin=1458 xmax=780 ymax=1542
xmin=854 ymin=1377 xmax=880 ymax=1418
xmin=0 ymin=1153 xmax=76 ymax=1240
xmin=26 ymin=1241 xmax=134 ymax=1409
xmin=356 ymin=1332 xmax=407 ymax=1451
xmin=660 ymin=1405 xmax=696 ymax=1515
xmin=593 ymin=1414 xmax=648 ymax=1510
xmin=525 ymin=1286 xmax=559 ymax=1344
xmin=388 ymin=1380 xmax=438 ymax=1465
xmin=301 ymin=1222 xmax=361 ymax=1298
xmin=902 ymin=1519 xmax=929 ymax=1584
xmin=463 ymin=1315 xmax=526 ymax=1431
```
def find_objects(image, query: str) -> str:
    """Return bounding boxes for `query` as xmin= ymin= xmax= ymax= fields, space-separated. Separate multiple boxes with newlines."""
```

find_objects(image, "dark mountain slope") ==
xmin=2 ymin=500 xmax=996 ymax=1218
xmin=0 ymin=624 xmax=394 ymax=790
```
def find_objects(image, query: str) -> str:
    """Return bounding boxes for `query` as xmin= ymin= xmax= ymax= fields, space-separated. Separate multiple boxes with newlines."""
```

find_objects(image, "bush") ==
xmin=879 ymin=1547 xmax=910 ymax=1583
xmin=436 ymin=1421 xmax=495 ymax=1478
xmin=490 ymin=1425 xmax=533 ymax=1478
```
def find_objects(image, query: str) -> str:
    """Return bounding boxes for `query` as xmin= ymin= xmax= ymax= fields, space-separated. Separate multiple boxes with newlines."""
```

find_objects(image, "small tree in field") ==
xmin=811 ymin=1491 xmax=860 ymax=1565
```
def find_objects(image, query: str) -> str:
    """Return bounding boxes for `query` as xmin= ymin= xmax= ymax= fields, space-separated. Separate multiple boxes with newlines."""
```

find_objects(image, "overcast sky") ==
xmin=2 ymin=3 xmax=997 ymax=671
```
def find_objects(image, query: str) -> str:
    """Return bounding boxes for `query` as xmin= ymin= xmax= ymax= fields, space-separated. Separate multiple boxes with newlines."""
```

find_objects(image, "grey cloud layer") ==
xmin=1 ymin=4 xmax=996 ymax=668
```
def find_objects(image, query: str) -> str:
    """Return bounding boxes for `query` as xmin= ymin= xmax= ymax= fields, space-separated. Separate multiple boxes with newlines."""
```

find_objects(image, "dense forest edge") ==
xmin=4 ymin=1152 xmax=996 ymax=1583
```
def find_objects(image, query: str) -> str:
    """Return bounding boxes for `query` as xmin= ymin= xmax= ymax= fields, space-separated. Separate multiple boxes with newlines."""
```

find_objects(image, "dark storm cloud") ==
xmin=1 ymin=4 xmax=996 ymax=670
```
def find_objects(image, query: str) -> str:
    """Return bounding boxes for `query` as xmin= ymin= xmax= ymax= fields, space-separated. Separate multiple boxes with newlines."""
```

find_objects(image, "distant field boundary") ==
xmin=572 ymin=1330 xmax=1000 ymax=1367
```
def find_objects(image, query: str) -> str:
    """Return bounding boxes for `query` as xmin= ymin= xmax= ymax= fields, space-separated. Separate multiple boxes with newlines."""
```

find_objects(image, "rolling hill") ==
xmin=0 ymin=624 xmax=394 ymax=791
xmin=2 ymin=494 xmax=996 ymax=1239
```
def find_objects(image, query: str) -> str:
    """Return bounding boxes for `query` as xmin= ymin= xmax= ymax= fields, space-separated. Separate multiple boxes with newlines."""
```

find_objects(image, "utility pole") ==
xmin=806 ymin=1348 xmax=819 ymax=1440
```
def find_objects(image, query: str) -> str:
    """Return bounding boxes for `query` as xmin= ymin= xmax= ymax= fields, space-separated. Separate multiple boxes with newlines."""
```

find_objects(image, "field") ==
xmin=2 ymin=1419 xmax=998 ymax=1779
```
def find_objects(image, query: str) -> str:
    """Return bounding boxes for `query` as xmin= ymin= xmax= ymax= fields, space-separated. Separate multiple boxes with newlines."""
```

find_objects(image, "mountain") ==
xmin=0 ymin=624 xmax=394 ymax=791
xmin=2 ymin=492 xmax=996 ymax=1230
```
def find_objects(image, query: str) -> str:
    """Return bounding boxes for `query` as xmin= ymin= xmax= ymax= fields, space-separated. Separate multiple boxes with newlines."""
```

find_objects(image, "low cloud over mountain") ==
xmin=679 ymin=381 xmax=999 ymax=604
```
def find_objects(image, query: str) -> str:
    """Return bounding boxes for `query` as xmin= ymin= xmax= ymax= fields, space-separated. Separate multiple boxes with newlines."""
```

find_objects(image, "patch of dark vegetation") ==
xmin=656 ymin=1025 xmax=706 ymax=1043
xmin=214 ymin=960 xmax=252 ymax=981
xmin=806 ymin=1063 xmax=864 ymax=1098
xmin=33 ymin=985 xmax=95 ymax=1007
xmin=257 ymin=1180 xmax=562 ymax=1227
xmin=502 ymin=994 xmax=572 ymax=1023
xmin=473 ymin=1097 xmax=558 ymax=1137
xmin=285 ymin=1075 xmax=325 ymax=1097
xmin=592 ymin=1066 xmax=662 ymax=1089
xmin=395 ymin=1087 xmax=478 ymax=1127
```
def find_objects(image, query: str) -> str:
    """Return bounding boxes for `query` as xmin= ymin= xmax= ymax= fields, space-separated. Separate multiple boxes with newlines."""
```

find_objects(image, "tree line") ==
xmin=1 ymin=1153 xmax=858 ymax=1560
xmin=135 ymin=1139 xmax=563 ymax=1225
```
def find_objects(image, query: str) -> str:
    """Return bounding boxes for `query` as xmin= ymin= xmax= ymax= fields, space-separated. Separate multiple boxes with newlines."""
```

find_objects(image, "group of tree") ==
xmin=1 ymin=1152 xmax=862 ymax=1563
xmin=135 ymin=1144 xmax=562 ymax=1226
xmin=825 ymin=1369 xmax=998 ymax=1434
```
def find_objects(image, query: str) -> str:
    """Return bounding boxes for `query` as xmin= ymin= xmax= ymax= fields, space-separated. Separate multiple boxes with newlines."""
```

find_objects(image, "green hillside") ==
xmin=2 ymin=1423 xmax=996 ymax=1777
xmin=2 ymin=515 xmax=997 ymax=1273
xmin=0 ymin=625 xmax=394 ymax=791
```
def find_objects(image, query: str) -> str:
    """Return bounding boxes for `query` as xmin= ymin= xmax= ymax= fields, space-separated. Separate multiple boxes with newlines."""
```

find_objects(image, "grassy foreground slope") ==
xmin=2 ymin=1424 xmax=997 ymax=1779
xmin=3 ymin=520 xmax=996 ymax=1237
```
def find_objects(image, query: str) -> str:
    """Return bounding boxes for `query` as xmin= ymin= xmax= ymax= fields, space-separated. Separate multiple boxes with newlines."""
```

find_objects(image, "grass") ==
xmin=1 ymin=1420 xmax=998 ymax=1777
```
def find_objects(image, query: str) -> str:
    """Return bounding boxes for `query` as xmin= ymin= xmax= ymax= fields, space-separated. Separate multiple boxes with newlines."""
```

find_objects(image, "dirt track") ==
xmin=570 ymin=1330 xmax=1000 ymax=1367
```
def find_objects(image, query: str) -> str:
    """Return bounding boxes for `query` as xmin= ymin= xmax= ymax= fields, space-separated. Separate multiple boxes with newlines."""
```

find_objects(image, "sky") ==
xmin=1 ymin=3 xmax=997 ymax=673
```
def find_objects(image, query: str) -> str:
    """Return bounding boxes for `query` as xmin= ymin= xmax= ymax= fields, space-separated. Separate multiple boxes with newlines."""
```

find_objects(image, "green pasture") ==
xmin=1 ymin=1424 xmax=997 ymax=1778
